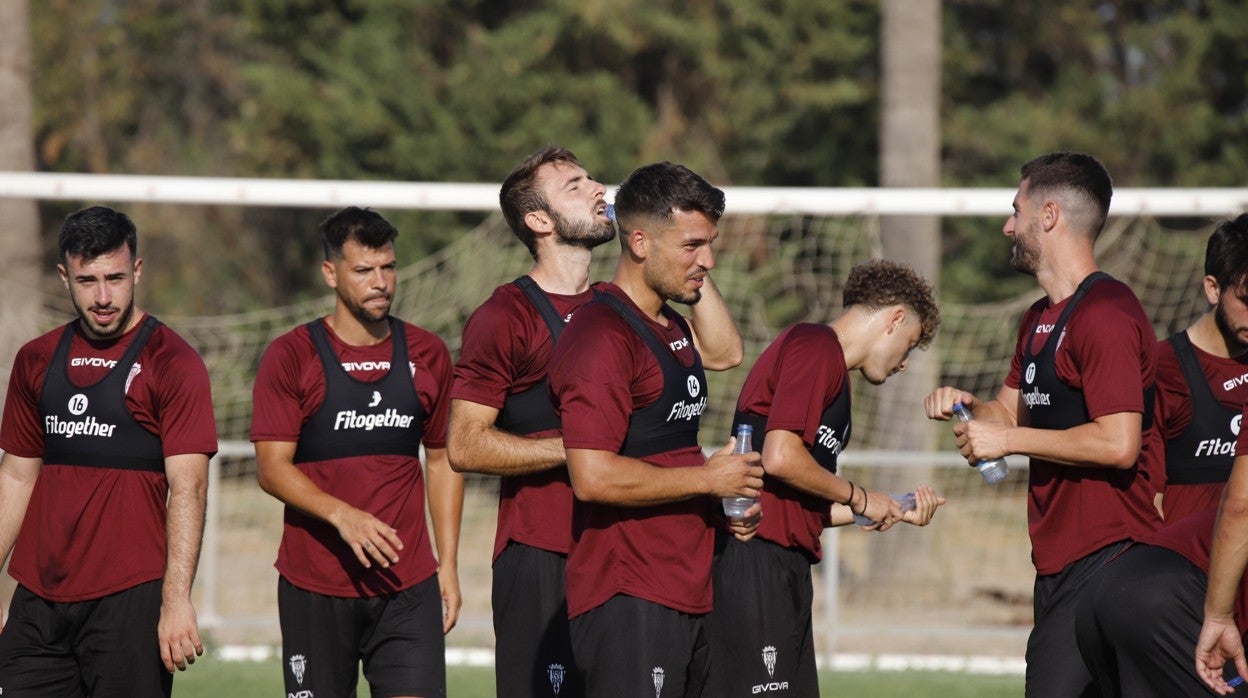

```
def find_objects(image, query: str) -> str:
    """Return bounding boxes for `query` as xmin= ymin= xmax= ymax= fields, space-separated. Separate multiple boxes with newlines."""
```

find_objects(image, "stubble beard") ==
xmin=1215 ymin=302 xmax=1248 ymax=354
xmin=645 ymin=263 xmax=702 ymax=306
xmin=74 ymin=298 xmax=135 ymax=340
xmin=551 ymin=209 xmax=616 ymax=251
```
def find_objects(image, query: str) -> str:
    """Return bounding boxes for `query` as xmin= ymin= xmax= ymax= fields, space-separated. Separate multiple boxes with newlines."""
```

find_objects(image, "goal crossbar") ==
xmin=1 ymin=172 xmax=1245 ymax=216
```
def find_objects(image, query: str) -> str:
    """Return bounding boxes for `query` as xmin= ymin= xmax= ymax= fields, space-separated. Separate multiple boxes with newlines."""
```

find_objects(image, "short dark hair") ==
xmin=58 ymin=206 xmax=137 ymax=263
xmin=843 ymin=259 xmax=941 ymax=349
xmin=613 ymin=162 xmax=725 ymax=233
xmin=1019 ymin=152 xmax=1113 ymax=237
xmin=320 ymin=206 xmax=398 ymax=260
xmin=499 ymin=146 xmax=585 ymax=259
xmin=1205 ymin=213 xmax=1248 ymax=293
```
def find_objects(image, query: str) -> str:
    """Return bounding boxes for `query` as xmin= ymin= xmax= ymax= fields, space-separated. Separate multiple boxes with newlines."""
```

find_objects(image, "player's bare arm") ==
xmin=159 ymin=451 xmax=208 ymax=673
xmin=761 ymin=428 xmax=905 ymax=529
xmin=1197 ymin=453 xmax=1248 ymax=693
xmin=0 ymin=453 xmax=42 ymax=631
xmin=255 ymin=440 xmax=402 ymax=569
xmin=446 ymin=398 xmax=566 ymax=476
xmin=686 ymin=275 xmax=744 ymax=371
xmin=566 ymin=439 xmax=762 ymax=507
xmin=424 ymin=445 xmax=463 ymax=634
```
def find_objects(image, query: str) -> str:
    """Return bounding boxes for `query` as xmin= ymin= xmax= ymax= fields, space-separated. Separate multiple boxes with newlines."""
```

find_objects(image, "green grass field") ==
xmin=172 ymin=656 xmax=1024 ymax=697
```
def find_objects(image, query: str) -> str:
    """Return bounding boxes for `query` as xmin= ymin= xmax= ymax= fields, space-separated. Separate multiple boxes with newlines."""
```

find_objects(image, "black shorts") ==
xmin=570 ymin=595 xmax=709 ymax=698
xmin=492 ymin=542 xmax=580 ymax=698
xmin=707 ymin=533 xmax=819 ymax=697
xmin=1026 ymin=540 xmax=1128 ymax=698
xmin=0 ymin=579 xmax=171 ymax=698
xmin=1075 ymin=543 xmax=1234 ymax=697
xmin=278 ymin=574 xmax=446 ymax=698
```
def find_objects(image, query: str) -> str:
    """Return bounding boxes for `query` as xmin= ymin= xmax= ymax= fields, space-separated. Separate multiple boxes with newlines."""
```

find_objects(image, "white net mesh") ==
xmin=2 ymin=208 xmax=1215 ymax=655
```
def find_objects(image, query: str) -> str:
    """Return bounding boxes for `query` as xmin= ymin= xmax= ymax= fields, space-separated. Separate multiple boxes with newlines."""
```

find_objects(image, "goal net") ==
xmin=0 ymin=179 xmax=1226 ymax=661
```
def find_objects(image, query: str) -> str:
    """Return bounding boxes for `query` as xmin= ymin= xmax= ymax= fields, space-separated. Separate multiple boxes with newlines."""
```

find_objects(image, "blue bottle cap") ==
xmin=605 ymin=204 xmax=616 ymax=222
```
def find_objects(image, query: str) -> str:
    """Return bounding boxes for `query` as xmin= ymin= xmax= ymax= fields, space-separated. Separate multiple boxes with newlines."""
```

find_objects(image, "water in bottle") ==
xmin=722 ymin=424 xmax=757 ymax=520
xmin=951 ymin=402 xmax=1009 ymax=484
xmin=854 ymin=492 xmax=916 ymax=526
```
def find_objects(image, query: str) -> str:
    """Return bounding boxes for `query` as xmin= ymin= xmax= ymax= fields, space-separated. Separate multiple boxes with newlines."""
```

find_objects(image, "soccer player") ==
xmin=1197 ymin=405 xmax=1248 ymax=694
xmin=1076 ymin=506 xmax=1247 ymax=697
xmin=708 ymin=259 xmax=946 ymax=697
xmin=0 ymin=206 xmax=218 ymax=696
xmin=251 ymin=207 xmax=462 ymax=698
xmin=548 ymin=162 xmax=763 ymax=696
xmin=923 ymin=152 xmax=1163 ymax=696
xmin=1156 ymin=214 xmax=1248 ymax=521
xmin=448 ymin=146 xmax=742 ymax=697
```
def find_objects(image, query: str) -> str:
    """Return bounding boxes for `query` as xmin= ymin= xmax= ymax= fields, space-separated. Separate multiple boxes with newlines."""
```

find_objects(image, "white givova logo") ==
xmin=651 ymin=666 xmax=665 ymax=697
xmin=68 ymin=393 xmax=89 ymax=416
xmin=762 ymin=645 xmax=778 ymax=677
xmin=368 ymin=390 xmax=382 ymax=408
xmin=1024 ymin=362 xmax=1037 ymax=385
xmin=547 ymin=663 xmax=564 ymax=696
xmin=686 ymin=376 xmax=700 ymax=397
xmin=288 ymin=654 xmax=307 ymax=686
xmin=1233 ymin=414 xmax=1242 ymax=437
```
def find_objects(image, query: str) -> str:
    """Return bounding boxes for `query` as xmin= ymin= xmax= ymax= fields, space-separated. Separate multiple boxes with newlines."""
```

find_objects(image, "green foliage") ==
xmin=25 ymin=0 xmax=1248 ymax=308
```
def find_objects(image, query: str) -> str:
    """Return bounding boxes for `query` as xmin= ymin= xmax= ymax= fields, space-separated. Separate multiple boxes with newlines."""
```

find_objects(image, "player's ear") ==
xmin=322 ymin=259 xmax=338 ymax=289
xmin=625 ymin=228 xmax=649 ymax=260
xmin=1203 ymin=275 xmax=1221 ymax=306
xmin=132 ymin=257 xmax=143 ymax=285
xmin=886 ymin=306 xmax=906 ymax=333
xmin=525 ymin=210 xmax=554 ymax=235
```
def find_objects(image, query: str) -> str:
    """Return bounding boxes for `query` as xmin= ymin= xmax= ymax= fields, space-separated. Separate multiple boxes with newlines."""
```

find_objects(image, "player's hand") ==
xmin=333 ymin=505 xmax=403 ymax=569
xmin=438 ymin=566 xmax=462 ymax=634
xmin=923 ymin=387 xmax=972 ymax=421
xmin=857 ymin=489 xmax=903 ymax=531
xmin=703 ymin=436 xmax=764 ymax=499
xmin=953 ymin=418 xmax=1009 ymax=463
xmin=727 ymin=501 xmax=762 ymax=541
xmin=901 ymin=485 xmax=946 ymax=527
xmin=1196 ymin=615 xmax=1248 ymax=694
xmin=158 ymin=596 xmax=204 ymax=673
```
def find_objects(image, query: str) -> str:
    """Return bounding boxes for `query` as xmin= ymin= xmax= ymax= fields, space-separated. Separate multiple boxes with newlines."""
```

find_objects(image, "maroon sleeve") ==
xmin=550 ymin=303 xmax=650 ymax=453
xmin=451 ymin=287 xmax=528 ymax=409
xmin=144 ymin=327 xmax=218 ymax=457
xmin=1154 ymin=338 xmax=1191 ymax=441
xmin=409 ymin=323 xmax=453 ymax=449
xmin=1060 ymin=284 xmax=1155 ymax=419
xmin=250 ymin=328 xmax=315 ymax=443
xmin=0 ymin=332 xmax=57 ymax=458
xmin=759 ymin=326 xmax=846 ymax=446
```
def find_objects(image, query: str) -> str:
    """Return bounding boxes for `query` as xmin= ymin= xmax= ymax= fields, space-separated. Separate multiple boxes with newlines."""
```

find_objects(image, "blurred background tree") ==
xmin=14 ymin=0 xmax=1248 ymax=312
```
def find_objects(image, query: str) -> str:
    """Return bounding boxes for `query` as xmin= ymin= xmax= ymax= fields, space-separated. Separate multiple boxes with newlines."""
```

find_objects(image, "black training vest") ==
xmin=495 ymin=276 xmax=564 ymax=436
xmin=734 ymin=380 xmax=852 ymax=474
xmin=1164 ymin=331 xmax=1240 ymax=484
xmin=40 ymin=315 xmax=164 ymax=472
xmin=1019 ymin=272 xmax=1155 ymax=431
xmin=293 ymin=317 xmax=424 ymax=463
xmin=595 ymin=293 xmax=706 ymax=459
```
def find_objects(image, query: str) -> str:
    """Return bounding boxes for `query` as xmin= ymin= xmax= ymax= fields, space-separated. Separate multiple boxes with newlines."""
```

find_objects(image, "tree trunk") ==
xmin=0 ymin=0 xmax=42 ymax=390
xmin=861 ymin=0 xmax=942 ymax=593
xmin=0 ymin=0 xmax=40 ymax=620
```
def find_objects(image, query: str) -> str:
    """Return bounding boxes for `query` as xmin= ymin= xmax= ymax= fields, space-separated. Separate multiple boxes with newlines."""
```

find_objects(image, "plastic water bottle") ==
xmin=854 ymin=492 xmax=916 ymax=526
xmin=722 ymin=424 xmax=757 ymax=520
xmin=951 ymin=402 xmax=1009 ymax=484
xmin=605 ymin=203 xmax=616 ymax=222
